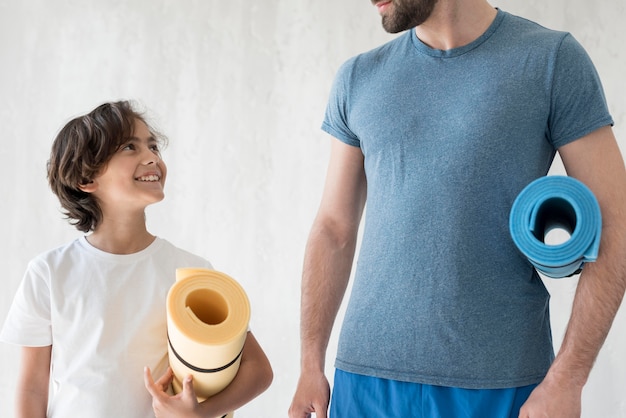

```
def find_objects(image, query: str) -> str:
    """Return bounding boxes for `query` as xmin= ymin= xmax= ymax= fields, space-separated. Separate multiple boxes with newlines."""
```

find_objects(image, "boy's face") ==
xmin=85 ymin=119 xmax=167 ymax=212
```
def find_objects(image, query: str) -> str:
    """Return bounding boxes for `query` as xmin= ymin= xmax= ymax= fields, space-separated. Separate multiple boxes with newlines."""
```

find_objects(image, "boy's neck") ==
xmin=86 ymin=217 xmax=156 ymax=255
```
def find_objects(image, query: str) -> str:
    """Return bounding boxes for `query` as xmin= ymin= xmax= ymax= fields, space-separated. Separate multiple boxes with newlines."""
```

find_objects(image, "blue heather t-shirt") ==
xmin=322 ymin=9 xmax=613 ymax=389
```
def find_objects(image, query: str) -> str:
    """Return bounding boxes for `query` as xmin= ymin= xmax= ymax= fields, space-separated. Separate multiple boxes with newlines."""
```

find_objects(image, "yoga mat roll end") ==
xmin=509 ymin=175 xmax=601 ymax=278
xmin=167 ymin=268 xmax=250 ymax=414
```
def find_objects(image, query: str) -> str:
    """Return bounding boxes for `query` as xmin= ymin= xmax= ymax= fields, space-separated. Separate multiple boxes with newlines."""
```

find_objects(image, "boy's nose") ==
xmin=142 ymin=149 xmax=160 ymax=165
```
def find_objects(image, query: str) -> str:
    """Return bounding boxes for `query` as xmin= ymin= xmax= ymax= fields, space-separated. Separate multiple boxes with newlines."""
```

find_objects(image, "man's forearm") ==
xmin=552 ymin=127 xmax=626 ymax=385
xmin=299 ymin=219 xmax=358 ymax=372
xmin=548 ymin=222 xmax=626 ymax=384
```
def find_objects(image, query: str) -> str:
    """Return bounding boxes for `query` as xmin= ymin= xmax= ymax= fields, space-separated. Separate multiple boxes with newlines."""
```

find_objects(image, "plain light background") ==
xmin=1 ymin=1 xmax=624 ymax=416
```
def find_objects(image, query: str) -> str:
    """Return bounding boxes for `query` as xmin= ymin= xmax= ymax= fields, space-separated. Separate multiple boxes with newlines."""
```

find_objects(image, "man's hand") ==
xmin=288 ymin=371 xmax=331 ymax=418
xmin=518 ymin=373 xmax=583 ymax=418
xmin=144 ymin=366 xmax=201 ymax=418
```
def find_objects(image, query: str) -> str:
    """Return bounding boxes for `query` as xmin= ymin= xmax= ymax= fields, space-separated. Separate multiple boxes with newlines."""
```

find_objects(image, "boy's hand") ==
xmin=144 ymin=366 xmax=201 ymax=418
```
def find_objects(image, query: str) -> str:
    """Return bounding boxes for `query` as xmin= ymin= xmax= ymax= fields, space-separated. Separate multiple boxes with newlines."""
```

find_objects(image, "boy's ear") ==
xmin=78 ymin=180 xmax=98 ymax=193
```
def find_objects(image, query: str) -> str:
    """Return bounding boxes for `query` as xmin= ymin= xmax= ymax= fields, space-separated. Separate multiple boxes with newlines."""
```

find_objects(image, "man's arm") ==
xmin=520 ymin=125 xmax=626 ymax=417
xmin=16 ymin=345 xmax=51 ymax=418
xmin=288 ymin=138 xmax=367 ymax=418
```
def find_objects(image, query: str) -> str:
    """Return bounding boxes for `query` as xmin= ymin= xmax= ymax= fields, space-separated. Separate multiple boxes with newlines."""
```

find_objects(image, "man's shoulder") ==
xmin=499 ymin=10 xmax=569 ymax=46
xmin=334 ymin=31 xmax=411 ymax=83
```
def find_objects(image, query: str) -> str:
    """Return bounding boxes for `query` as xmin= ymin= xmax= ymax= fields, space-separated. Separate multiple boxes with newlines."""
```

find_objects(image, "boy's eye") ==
xmin=150 ymin=144 xmax=160 ymax=153
xmin=121 ymin=143 xmax=135 ymax=151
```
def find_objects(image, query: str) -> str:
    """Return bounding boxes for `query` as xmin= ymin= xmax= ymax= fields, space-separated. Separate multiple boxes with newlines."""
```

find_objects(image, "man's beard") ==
xmin=381 ymin=0 xmax=438 ymax=33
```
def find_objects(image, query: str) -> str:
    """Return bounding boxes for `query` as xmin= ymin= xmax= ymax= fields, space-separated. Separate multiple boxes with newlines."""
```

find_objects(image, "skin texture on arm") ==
xmin=144 ymin=331 xmax=272 ymax=418
xmin=16 ymin=345 xmax=51 ymax=418
xmin=520 ymin=126 xmax=626 ymax=417
xmin=288 ymin=139 xmax=367 ymax=418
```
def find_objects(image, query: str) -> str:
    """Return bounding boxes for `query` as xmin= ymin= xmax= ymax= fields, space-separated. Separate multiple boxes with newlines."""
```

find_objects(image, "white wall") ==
xmin=0 ymin=1 xmax=624 ymax=417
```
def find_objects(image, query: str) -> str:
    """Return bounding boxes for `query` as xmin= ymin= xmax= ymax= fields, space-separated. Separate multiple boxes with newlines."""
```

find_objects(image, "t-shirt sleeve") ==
xmin=548 ymin=33 xmax=614 ymax=149
xmin=321 ymin=58 xmax=362 ymax=147
xmin=0 ymin=260 xmax=52 ymax=347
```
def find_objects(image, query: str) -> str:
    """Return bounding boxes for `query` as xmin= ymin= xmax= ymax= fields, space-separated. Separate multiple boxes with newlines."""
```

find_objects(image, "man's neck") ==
xmin=415 ymin=0 xmax=497 ymax=51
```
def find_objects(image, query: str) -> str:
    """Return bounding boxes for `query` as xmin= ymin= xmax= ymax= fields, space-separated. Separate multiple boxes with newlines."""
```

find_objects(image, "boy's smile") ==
xmin=84 ymin=119 xmax=167 ymax=211
xmin=136 ymin=174 xmax=161 ymax=182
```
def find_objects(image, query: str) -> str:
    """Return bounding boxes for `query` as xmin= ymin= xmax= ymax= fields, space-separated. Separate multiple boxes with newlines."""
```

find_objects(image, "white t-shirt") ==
xmin=0 ymin=237 xmax=213 ymax=418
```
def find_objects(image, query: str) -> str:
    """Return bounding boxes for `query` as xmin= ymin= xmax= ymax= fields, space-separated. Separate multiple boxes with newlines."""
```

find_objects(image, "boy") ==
xmin=0 ymin=101 xmax=272 ymax=418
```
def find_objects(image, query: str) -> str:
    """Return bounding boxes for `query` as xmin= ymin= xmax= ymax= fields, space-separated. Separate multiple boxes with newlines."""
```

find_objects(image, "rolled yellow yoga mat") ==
xmin=167 ymin=268 xmax=250 ymax=417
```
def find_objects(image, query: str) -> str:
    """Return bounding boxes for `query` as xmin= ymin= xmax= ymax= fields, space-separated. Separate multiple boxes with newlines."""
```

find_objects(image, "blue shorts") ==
xmin=330 ymin=369 xmax=537 ymax=418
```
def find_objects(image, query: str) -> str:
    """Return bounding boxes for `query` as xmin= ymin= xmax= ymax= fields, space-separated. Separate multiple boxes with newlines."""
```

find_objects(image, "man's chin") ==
xmin=382 ymin=23 xmax=410 ymax=34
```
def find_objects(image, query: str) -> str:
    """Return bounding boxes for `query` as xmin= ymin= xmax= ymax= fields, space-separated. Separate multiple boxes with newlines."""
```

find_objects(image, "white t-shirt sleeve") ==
xmin=0 ymin=260 xmax=52 ymax=346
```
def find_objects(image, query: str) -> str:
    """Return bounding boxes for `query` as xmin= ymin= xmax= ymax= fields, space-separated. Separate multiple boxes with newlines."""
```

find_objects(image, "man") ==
xmin=288 ymin=0 xmax=626 ymax=417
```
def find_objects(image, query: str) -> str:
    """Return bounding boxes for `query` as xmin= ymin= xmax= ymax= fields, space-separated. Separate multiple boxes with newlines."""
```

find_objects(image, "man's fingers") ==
xmin=288 ymin=400 xmax=326 ymax=418
xmin=312 ymin=402 xmax=328 ymax=418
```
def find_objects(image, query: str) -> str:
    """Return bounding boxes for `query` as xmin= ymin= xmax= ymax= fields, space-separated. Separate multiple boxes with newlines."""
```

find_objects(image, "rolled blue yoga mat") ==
xmin=509 ymin=176 xmax=602 ymax=278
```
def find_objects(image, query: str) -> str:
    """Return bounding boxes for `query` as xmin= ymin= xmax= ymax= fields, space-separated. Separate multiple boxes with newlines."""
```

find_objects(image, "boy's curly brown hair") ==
xmin=47 ymin=101 xmax=166 ymax=232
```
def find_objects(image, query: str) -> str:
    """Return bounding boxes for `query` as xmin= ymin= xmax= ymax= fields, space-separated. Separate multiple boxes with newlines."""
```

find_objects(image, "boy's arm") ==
xmin=145 ymin=331 xmax=272 ymax=418
xmin=195 ymin=331 xmax=273 ymax=416
xmin=16 ymin=345 xmax=51 ymax=418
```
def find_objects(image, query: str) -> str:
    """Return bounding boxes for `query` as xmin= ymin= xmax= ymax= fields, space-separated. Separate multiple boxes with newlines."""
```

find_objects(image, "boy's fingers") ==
xmin=143 ymin=367 xmax=158 ymax=396
xmin=184 ymin=374 xmax=194 ymax=391
xmin=154 ymin=367 xmax=174 ymax=390
xmin=182 ymin=374 xmax=196 ymax=402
